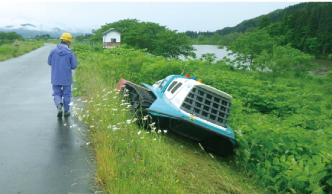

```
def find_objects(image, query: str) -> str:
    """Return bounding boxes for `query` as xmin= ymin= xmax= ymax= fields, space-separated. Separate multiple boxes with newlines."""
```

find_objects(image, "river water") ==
xmin=187 ymin=45 xmax=332 ymax=76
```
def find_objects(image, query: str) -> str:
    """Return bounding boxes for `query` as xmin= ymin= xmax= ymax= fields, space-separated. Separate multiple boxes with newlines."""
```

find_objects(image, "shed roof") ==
xmin=102 ymin=28 xmax=122 ymax=35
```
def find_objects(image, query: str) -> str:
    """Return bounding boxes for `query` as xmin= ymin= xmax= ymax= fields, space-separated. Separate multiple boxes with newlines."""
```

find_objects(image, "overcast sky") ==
xmin=1 ymin=1 xmax=302 ymax=33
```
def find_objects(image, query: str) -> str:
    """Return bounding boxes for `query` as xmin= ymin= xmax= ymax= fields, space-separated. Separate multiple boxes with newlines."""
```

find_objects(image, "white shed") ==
xmin=102 ymin=28 xmax=121 ymax=48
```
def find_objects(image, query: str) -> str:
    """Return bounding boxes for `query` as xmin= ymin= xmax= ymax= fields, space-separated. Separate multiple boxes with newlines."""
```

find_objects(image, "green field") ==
xmin=0 ymin=41 xmax=44 ymax=62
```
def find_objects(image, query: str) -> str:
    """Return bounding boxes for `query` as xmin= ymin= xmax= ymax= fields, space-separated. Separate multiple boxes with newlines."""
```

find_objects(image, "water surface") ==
xmin=189 ymin=45 xmax=332 ymax=76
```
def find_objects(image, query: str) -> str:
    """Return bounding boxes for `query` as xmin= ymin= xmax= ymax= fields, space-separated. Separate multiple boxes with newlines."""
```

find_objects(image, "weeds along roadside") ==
xmin=71 ymin=46 xmax=266 ymax=194
xmin=71 ymin=62 xmax=180 ymax=193
xmin=0 ymin=41 xmax=44 ymax=62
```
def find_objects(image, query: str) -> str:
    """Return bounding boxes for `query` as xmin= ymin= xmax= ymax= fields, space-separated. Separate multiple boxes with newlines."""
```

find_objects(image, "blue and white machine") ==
xmin=117 ymin=74 xmax=236 ymax=156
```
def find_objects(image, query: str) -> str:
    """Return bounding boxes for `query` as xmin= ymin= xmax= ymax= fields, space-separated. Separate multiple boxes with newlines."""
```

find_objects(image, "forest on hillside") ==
xmin=266 ymin=2 xmax=332 ymax=57
xmin=187 ymin=2 xmax=332 ymax=58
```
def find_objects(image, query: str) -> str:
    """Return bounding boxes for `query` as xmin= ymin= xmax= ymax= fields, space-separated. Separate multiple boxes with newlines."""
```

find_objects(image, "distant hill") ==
xmin=0 ymin=23 xmax=91 ymax=39
xmin=216 ymin=2 xmax=323 ymax=36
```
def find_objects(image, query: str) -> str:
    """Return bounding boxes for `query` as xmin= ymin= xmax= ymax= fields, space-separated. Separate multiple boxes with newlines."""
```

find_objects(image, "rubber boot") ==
xmin=64 ymin=111 xmax=70 ymax=117
xmin=57 ymin=103 xmax=63 ymax=118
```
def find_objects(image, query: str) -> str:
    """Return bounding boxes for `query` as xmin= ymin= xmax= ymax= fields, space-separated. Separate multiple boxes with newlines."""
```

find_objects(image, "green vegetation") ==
xmin=0 ymin=40 xmax=44 ymax=62
xmin=200 ymin=53 xmax=217 ymax=63
xmin=0 ymin=31 xmax=44 ymax=61
xmin=90 ymin=19 xmax=196 ymax=59
xmin=192 ymin=66 xmax=332 ymax=194
xmin=35 ymin=34 xmax=51 ymax=41
xmin=223 ymin=28 xmax=317 ymax=83
xmin=265 ymin=2 xmax=332 ymax=58
xmin=188 ymin=2 xmax=332 ymax=60
xmin=0 ymin=31 xmax=23 ymax=46
xmin=215 ymin=2 xmax=324 ymax=36
xmin=71 ymin=45 xmax=264 ymax=194
xmin=227 ymin=29 xmax=274 ymax=65
xmin=187 ymin=31 xmax=242 ymax=47
xmin=259 ymin=16 xmax=270 ymax=29
xmin=72 ymin=44 xmax=332 ymax=193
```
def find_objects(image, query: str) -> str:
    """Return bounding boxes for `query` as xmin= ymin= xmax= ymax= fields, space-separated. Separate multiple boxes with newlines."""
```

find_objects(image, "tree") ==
xmin=304 ymin=37 xmax=321 ymax=54
xmin=153 ymin=29 xmax=196 ymax=58
xmin=185 ymin=31 xmax=198 ymax=39
xmin=266 ymin=22 xmax=281 ymax=37
xmin=219 ymin=32 xmax=243 ymax=47
xmin=290 ymin=45 xmax=316 ymax=76
xmin=197 ymin=35 xmax=206 ymax=42
xmin=227 ymin=29 xmax=274 ymax=66
xmin=200 ymin=53 xmax=217 ymax=63
xmin=292 ymin=9 xmax=308 ymax=50
xmin=4 ymin=32 xmax=23 ymax=40
xmin=211 ymin=33 xmax=222 ymax=44
xmin=75 ymin=35 xmax=85 ymax=41
xmin=259 ymin=16 xmax=270 ymax=29
xmin=245 ymin=27 xmax=256 ymax=33
xmin=305 ymin=6 xmax=319 ymax=39
xmin=90 ymin=19 xmax=140 ymax=42
xmin=92 ymin=19 xmax=195 ymax=58
xmin=326 ymin=71 xmax=332 ymax=79
xmin=254 ymin=44 xmax=315 ymax=82
xmin=252 ymin=49 xmax=270 ymax=72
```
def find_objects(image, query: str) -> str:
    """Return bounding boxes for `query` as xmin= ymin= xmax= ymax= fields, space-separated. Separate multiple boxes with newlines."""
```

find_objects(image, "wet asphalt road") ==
xmin=0 ymin=44 xmax=95 ymax=194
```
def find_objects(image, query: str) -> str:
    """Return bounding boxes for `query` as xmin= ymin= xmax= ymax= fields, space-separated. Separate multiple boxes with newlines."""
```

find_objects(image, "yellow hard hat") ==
xmin=60 ymin=33 xmax=73 ymax=42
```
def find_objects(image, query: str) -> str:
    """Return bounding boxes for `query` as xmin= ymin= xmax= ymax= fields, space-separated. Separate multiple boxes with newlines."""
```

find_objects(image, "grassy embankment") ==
xmin=71 ymin=44 xmax=332 ymax=194
xmin=70 ymin=45 xmax=265 ymax=194
xmin=0 ymin=41 xmax=44 ymax=62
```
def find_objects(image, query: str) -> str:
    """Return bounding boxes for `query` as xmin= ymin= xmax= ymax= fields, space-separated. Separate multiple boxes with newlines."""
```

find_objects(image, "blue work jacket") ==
xmin=48 ymin=44 xmax=78 ymax=85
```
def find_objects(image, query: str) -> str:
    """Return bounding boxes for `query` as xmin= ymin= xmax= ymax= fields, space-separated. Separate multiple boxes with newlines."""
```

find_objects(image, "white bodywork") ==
xmin=166 ymin=78 xmax=232 ymax=102
xmin=155 ymin=78 xmax=233 ymax=131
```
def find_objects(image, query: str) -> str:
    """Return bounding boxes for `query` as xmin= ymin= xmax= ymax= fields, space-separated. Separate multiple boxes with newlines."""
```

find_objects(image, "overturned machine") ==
xmin=117 ymin=74 xmax=236 ymax=156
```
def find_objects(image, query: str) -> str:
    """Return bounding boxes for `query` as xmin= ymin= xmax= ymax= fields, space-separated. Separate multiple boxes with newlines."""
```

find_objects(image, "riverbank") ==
xmin=310 ymin=58 xmax=332 ymax=76
xmin=191 ymin=45 xmax=332 ymax=76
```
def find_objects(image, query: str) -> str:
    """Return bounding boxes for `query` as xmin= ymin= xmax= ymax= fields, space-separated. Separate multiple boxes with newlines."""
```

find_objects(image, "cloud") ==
xmin=0 ymin=2 xmax=300 ymax=33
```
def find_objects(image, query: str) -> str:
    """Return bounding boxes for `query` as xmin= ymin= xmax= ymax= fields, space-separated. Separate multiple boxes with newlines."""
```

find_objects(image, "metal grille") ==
xmin=180 ymin=86 xmax=231 ymax=127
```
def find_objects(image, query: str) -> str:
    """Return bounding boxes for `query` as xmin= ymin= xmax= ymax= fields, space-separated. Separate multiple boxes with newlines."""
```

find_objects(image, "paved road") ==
xmin=0 ymin=44 xmax=95 ymax=194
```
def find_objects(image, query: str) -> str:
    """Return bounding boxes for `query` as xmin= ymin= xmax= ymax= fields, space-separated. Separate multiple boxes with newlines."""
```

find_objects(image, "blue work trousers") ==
xmin=52 ymin=85 xmax=72 ymax=111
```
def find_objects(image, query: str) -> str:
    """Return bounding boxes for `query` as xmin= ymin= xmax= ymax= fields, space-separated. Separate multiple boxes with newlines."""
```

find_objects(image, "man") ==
xmin=48 ymin=33 xmax=78 ymax=118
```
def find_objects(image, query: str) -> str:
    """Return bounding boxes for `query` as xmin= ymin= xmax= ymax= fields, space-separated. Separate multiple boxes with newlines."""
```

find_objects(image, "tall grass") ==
xmin=0 ymin=41 xmax=44 ymax=62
